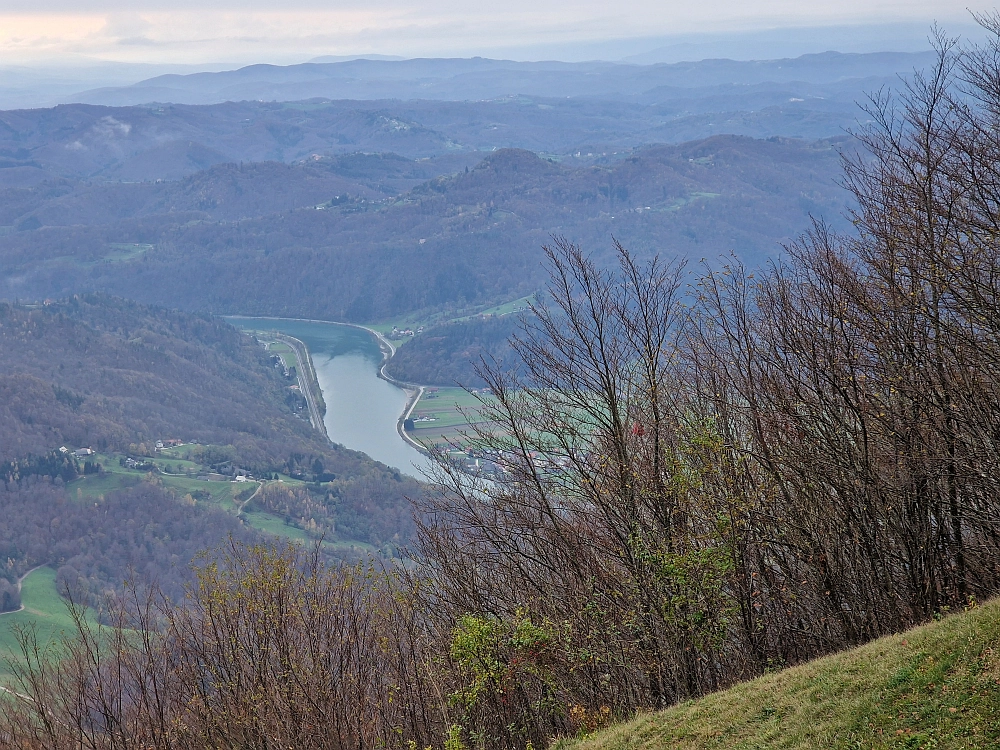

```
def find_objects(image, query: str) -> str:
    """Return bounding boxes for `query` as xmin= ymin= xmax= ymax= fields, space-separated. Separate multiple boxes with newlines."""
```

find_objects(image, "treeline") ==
xmin=384 ymin=315 xmax=525 ymax=387
xmin=1 ymin=451 xmax=80 ymax=485
xmin=7 ymin=30 xmax=1000 ymax=750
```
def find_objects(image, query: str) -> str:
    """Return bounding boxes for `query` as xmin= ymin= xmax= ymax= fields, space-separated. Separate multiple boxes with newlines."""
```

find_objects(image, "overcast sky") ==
xmin=0 ymin=0 xmax=981 ymax=66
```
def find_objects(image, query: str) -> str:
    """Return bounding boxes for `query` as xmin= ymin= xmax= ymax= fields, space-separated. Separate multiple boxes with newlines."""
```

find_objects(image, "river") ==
xmin=226 ymin=317 xmax=433 ymax=478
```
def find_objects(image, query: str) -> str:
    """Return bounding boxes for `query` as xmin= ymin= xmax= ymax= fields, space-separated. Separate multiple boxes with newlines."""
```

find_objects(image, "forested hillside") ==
xmin=0 ymin=136 xmax=851 ymax=322
xmin=384 ymin=315 xmax=524 ymax=387
xmin=0 ymin=295 xmax=421 ymax=615
xmin=0 ymin=294 xmax=330 ymax=466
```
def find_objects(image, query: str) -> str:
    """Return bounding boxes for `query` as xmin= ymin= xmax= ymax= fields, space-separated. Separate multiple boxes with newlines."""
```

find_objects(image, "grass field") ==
xmin=0 ymin=568 xmax=88 ymax=682
xmin=242 ymin=510 xmax=313 ymax=542
xmin=265 ymin=340 xmax=297 ymax=369
xmin=555 ymin=599 xmax=1000 ymax=750
xmin=67 ymin=456 xmax=244 ymax=509
xmin=407 ymin=386 xmax=492 ymax=449
xmin=450 ymin=294 xmax=534 ymax=321
xmin=101 ymin=243 xmax=154 ymax=264
xmin=370 ymin=294 xmax=536 ymax=346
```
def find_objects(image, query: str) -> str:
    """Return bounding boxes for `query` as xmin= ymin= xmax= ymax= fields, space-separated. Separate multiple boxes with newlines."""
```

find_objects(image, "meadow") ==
xmin=0 ymin=568 xmax=88 ymax=683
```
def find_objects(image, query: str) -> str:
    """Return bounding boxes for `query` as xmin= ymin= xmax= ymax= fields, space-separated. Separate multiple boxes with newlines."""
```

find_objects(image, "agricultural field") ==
xmin=371 ymin=294 xmax=535 ymax=346
xmin=265 ymin=340 xmax=297 ymax=370
xmin=67 ymin=452 xmax=251 ymax=511
xmin=406 ymin=386 xmax=492 ymax=449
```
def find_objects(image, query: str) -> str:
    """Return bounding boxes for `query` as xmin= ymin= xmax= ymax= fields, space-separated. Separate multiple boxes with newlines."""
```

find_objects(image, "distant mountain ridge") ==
xmin=69 ymin=51 xmax=934 ymax=107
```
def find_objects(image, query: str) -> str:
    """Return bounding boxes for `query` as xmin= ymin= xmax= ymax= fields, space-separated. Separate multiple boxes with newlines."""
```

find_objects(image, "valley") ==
xmin=4 ymin=28 xmax=999 ymax=750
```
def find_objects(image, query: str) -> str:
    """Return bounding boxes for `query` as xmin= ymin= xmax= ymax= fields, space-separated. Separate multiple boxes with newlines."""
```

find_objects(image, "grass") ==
xmin=265 ymin=341 xmax=297 ymax=369
xmin=101 ymin=243 xmax=154 ymax=263
xmin=369 ymin=294 xmax=537 ymax=345
xmin=554 ymin=600 xmax=1000 ymax=750
xmin=407 ymin=386 xmax=491 ymax=449
xmin=0 ymin=568 xmax=90 ymax=682
xmin=67 ymin=456 xmax=242 ymax=509
xmin=242 ymin=510 xmax=314 ymax=543
xmin=449 ymin=294 xmax=534 ymax=322
xmin=242 ymin=511 xmax=383 ymax=558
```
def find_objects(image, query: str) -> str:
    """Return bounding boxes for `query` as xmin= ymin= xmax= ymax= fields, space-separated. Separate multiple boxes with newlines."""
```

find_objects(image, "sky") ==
xmin=0 ymin=0 xmax=981 ymax=67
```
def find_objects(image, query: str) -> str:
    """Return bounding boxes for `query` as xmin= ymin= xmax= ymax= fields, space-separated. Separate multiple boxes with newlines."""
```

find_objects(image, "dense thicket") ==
xmin=384 ymin=315 xmax=525 ymax=387
xmin=7 ymin=29 xmax=1000 ymax=750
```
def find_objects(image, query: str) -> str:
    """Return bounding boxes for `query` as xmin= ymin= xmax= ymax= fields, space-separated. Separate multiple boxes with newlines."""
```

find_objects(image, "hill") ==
xmin=69 ymin=52 xmax=932 ymax=108
xmin=0 ymin=295 xmax=422 ymax=612
xmin=0 ymin=294 xmax=333 ymax=466
xmin=554 ymin=599 xmax=1000 ymax=749
xmin=384 ymin=315 xmax=524 ymax=387
xmin=0 ymin=136 xmax=852 ymax=322
xmin=0 ymin=50 xmax=933 ymax=187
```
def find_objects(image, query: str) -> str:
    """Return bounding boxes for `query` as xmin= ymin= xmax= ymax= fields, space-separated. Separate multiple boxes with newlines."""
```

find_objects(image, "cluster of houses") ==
xmin=390 ymin=325 xmax=424 ymax=338
xmin=60 ymin=446 xmax=95 ymax=458
xmin=446 ymin=447 xmax=576 ymax=478
xmin=122 ymin=456 xmax=156 ymax=471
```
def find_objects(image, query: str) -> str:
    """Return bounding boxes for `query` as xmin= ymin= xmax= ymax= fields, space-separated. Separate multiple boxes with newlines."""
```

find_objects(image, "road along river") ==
xmin=227 ymin=317 xmax=433 ymax=478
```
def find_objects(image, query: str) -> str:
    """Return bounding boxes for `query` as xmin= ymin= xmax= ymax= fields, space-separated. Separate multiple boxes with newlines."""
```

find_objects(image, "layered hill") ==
xmin=0 ymin=50 xmax=929 ymax=187
xmin=71 ymin=52 xmax=931 ymax=107
xmin=0 ymin=136 xmax=852 ymax=322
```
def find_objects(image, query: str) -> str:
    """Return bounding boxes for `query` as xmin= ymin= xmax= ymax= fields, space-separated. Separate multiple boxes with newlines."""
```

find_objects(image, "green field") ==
xmin=242 ymin=510 xmax=313 ymax=542
xmin=0 ymin=568 xmax=88 ymax=682
xmin=265 ymin=340 xmax=297 ymax=369
xmin=407 ymin=386 xmax=492 ymax=448
xmin=450 ymin=294 xmax=534 ymax=321
xmin=556 ymin=599 xmax=1000 ymax=750
xmin=68 ymin=454 xmax=245 ymax=510
xmin=102 ymin=243 xmax=154 ymax=263
xmin=370 ymin=294 xmax=536 ymax=346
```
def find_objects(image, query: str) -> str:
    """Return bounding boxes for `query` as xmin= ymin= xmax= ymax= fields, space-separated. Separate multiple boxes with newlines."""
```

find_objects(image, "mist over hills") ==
xmin=71 ymin=52 xmax=933 ymax=107
xmin=0 ymin=48 xmax=913 ymax=337
xmin=0 ymin=94 xmax=860 ymax=187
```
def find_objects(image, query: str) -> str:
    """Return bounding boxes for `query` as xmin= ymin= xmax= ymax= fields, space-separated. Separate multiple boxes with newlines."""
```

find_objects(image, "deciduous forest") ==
xmin=4 ymin=29 xmax=1000 ymax=750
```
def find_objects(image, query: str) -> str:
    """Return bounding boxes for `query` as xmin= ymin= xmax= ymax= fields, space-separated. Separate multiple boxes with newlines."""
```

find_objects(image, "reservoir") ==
xmin=226 ymin=317 xmax=432 ymax=478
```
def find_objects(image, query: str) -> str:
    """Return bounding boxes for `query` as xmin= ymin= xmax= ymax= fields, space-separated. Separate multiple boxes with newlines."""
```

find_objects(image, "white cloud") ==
xmin=0 ymin=1 xmax=979 ymax=65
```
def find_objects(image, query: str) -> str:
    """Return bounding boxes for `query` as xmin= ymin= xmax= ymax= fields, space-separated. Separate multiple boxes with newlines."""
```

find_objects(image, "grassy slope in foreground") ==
xmin=555 ymin=600 xmax=1000 ymax=750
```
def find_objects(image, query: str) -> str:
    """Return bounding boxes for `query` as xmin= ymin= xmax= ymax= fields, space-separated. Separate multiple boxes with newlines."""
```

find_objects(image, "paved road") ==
xmin=273 ymin=333 xmax=328 ymax=438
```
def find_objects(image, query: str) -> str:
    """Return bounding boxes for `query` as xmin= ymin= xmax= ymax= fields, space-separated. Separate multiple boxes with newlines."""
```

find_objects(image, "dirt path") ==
xmin=0 ymin=564 xmax=48 ymax=619
xmin=237 ymin=480 xmax=266 ymax=516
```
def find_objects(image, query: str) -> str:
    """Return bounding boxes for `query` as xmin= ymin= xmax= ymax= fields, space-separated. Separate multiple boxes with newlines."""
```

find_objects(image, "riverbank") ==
xmin=227 ymin=316 xmax=432 ymax=472
xmin=269 ymin=332 xmax=328 ymax=438
xmin=345 ymin=323 xmax=428 ymax=454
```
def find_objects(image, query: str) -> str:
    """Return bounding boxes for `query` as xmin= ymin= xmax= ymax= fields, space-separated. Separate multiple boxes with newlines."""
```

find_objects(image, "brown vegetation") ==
xmin=5 ymin=26 xmax=1000 ymax=750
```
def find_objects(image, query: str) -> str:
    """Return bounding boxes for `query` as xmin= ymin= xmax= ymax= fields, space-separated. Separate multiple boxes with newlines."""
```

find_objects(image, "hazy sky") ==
xmin=0 ymin=0 xmax=979 ymax=66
